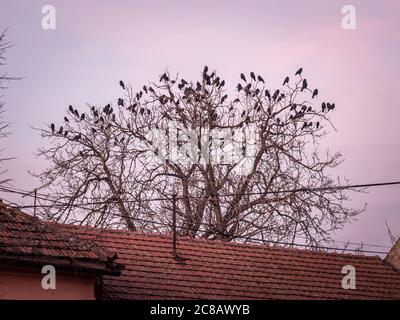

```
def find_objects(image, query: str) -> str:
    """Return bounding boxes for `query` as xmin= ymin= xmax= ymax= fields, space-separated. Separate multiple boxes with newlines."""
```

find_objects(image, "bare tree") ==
xmin=0 ymin=29 xmax=16 ymax=185
xmin=34 ymin=67 xmax=364 ymax=246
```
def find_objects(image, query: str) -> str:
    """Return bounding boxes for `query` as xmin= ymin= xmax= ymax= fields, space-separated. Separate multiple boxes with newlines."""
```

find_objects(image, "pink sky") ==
xmin=1 ymin=0 xmax=399 ymax=252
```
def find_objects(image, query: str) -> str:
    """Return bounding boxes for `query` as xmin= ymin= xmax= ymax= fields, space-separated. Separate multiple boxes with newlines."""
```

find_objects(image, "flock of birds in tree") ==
xmin=49 ymin=66 xmax=336 ymax=140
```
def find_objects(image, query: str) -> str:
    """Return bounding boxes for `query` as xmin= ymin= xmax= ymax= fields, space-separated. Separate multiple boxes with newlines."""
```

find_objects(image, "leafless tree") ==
xmin=34 ymin=66 xmax=365 ymax=246
xmin=0 ymin=29 xmax=16 ymax=185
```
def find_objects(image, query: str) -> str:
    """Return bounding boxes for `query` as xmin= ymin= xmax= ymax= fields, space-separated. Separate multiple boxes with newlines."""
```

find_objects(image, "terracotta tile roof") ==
xmin=1 ymin=202 xmax=399 ymax=299
xmin=0 ymin=203 xmax=121 ymax=274
xmin=59 ymin=226 xmax=400 ymax=300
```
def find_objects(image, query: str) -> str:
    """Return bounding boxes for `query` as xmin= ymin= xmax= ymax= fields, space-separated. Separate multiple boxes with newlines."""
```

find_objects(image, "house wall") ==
xmin=0 ymin=268 xmax=96 ymax=300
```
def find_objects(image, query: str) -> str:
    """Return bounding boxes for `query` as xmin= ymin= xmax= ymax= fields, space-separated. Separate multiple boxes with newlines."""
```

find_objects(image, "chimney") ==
xmin=385 ymin=238 xmax=400 ymax=271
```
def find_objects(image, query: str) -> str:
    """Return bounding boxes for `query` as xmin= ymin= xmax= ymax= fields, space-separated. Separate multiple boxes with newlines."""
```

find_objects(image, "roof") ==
xmin=1 ymin=202 xmax=400 ymax=299
xmin=60 ymin=226 xmax=400 ymax=300
xmin=0 ymin=202 xmax=121 ymax=275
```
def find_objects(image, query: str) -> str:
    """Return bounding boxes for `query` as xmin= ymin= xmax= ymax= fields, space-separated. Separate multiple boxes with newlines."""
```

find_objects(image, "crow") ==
xmin=50 ymin=123 xmax=55 ymax=133
xmin=203 ymin=65 xmax=208 ymax=74
xmin=312 ymin=89 xmax=318 ymax=99
xmin=74 ymin=109 xmax=79 ymax=118
xmin=316 ymin=121 xmax=320 ymax=129
xmin=257 ymin=75 xmax=265 ymax=83
xmin=237 ymin=83 xmax=243 ymax=91
xmin=221 ymin=95 xmax=228 ymax=103
xmin=118 ymin=98 xmax=124 ymax=107
xmin=250 ymin=72 xmax=256 ymax=81
xmin=119 ymin=80 xmax=125 ymax=90
xmin=160 ymin=73 xmax=169 ymax=82
xmin=283 ymin=76 xmax=289 ymax=86
xmin=219 ymin=80 xmax=225 ymax=87
xmin=80 ymin=113 xmax=85 ymax=121
xmin=69 ymin=105 xmax=74 ymax=113
xmin=58 ymin=126 xmax=63 ymax=134
xmin=301 ymin=79 xmax=308 ymax=92
xmin=295 ymin=67 xmax=303 ymax=76
xmin=272 ymin=89 xmax=279 ymax=101
xmin=265 ymin=89 xmax=271 ymax=100
xmin=322 ymin=102 xmax=326 ymax=112
xmin=103 ymin=104 xmax=110 ymax=113
xmin=241 ymin=111 xmax=246 ymax=118
xmin=331 ymin=103 xmax=335 ymax=110
xmin=64 ymin=117 xmax=69 ymax=123
xmin=240 ymin=73 xmax=247 ymax=82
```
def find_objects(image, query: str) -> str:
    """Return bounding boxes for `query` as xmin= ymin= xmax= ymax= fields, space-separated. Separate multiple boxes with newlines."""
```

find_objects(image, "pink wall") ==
xmin=0 ymin=268 xmax=96 ymax=300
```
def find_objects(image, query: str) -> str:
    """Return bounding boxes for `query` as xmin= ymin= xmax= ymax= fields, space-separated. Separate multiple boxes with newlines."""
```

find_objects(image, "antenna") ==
xmin=172 ymin=193 xmax=178 ymax=259
xmin=171 ymin=193 xmax=186 ymax=261
xmin=33 ymin=188 xmax=37 ymax=217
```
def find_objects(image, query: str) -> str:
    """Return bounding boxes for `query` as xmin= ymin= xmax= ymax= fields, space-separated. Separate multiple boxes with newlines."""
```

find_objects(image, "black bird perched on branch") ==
xmin=322 ymin=102 xmax=326 ymax=112
xmin=80 ymin=113 xmax=85 ymax=121
xmin=118 ymin=98 xmax=124 ymax=107
xmin=257 ymin=75 xmax=265 ymax=83
xmin=73 ymin=109 xmax=79 ymax=118
xmin=283 ymin=76 xmax=289 ymax=86
xmin=68 ymin=105 xmax=74 ymax=113
xmin=295 ymin=67 xmax=303 ymax=76
xmin=237 ymin=83 xmax=243 ymax=91
xmin=50 ymin=123 xmax=55 ymax=133
xmin=312 ymin=89 xmax=318 ymax=99
xmin=64 ymin=117 xmax=69 ymax=123
xmin=58 ymin=126 xmax=63 ymax=135
xmin=119 ymin=80 xmax=125 ymax=90
xmin=265 ymin=89 xmax=271 ymax=100
xmin=219 ymin=80 xmax=225 ymax=88
xmin=272 ymin=89 xmax=280 ymax=101
xmin=250 ymin=72 xmax=256 ymax=81
xmin=301 ymin=79 xmax=308 ymax=92
xmin=103 ymin=104 xmax=111 ymax=114
xmin=203 ymin=65 xmax=208 ymax=74
xmin=160 ymin=73 xmax=169 ymax=82
xmin=240 ymin=73 xmax=247 ymax=82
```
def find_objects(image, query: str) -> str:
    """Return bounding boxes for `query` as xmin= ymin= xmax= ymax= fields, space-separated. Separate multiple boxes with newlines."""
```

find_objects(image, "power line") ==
xmin=1 ymin=180 xmax=399 ymax=253
xmin=0 ymin=194 xmax=390 ymax=255
xmin=2 ymin=180 xmax=400 ymax=206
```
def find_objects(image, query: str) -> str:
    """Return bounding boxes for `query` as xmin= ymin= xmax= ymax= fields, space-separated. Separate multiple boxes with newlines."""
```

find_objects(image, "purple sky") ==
xmin=1 ymin=0 xmax=399 ymax=252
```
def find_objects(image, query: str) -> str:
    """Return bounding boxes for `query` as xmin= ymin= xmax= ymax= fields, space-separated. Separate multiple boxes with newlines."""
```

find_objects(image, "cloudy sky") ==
xmin=0 ymin=0 xmax=399 ymax=252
